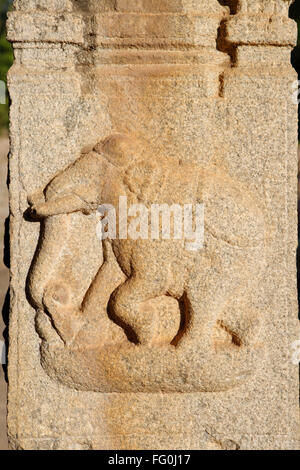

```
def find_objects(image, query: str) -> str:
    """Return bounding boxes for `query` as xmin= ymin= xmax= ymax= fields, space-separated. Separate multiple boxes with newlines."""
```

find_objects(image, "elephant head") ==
xmin=28 ymin=133 xmax=147 ymax=219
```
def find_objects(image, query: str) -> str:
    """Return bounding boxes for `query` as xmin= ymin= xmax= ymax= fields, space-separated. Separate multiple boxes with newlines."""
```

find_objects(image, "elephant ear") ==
xmin=94 ymin=134 xmax=147 ymax=169
xmin=203 ymin=171 xmax=266 ymax=249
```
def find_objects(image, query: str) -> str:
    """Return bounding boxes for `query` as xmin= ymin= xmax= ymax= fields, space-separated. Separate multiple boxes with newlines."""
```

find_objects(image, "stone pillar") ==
xmin=6 ymin=0 xmax=300 ymax=450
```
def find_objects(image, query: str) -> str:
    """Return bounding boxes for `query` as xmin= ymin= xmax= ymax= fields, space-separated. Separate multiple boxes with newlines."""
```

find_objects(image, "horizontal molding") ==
xmin=7 ymin=12 xmax=84 ymax=44
xmin=7 ymin=10 xmax=296 ymax=50
xmin=93 ymin=13 xmax=221 ymax=48
xmin=13 ymin=0 xmax=227 ymax=14
xmin=235 ymin=46 xmax=293 ymax=67
xmin=11 ymin=44 xmax=228 ymax=68
xmin=7 ymin=11 xmax=223 ymax=48
xmin=226 ymin=15 xmax=297 ymax=46
xmin=13 ymin=0 xmax=73 ymax=12
xmin=112 ymin=0 xmax=226 ymax=14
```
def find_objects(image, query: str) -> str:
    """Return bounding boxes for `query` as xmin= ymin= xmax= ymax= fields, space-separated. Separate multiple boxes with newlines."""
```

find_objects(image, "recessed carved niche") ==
xmin=9 ymin=0 xmax=273 ymax=394
xmin=27 ymin=132 xmax=268 ymax=393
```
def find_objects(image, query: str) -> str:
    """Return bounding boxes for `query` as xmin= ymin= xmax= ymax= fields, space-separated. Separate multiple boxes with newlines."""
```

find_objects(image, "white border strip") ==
xmin=0 ymin=340 xmax=6 ymax=365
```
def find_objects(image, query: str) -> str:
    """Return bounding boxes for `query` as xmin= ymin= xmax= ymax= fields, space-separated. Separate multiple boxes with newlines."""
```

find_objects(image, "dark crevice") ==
xmin=1 ymin=291 xmax=9 ymax=382
xmin=217 ymin=321 xmax=243 ymax=348
xmin=217 ymin=0 xmax=239 ymax=15
xmin=106 ymin=296 xmax=140 ymax=345
xmin=218 ymin=71 xmax=225 ymax=98
xmin=216 ymin=1 xmax=239 ymax=68
xmin=216 ymin=18 xmax=238 ymax=67
xmin=171 ymin=292 xmax=190 ymax=347
xmin=1 ymin=215 xmax=10 ymax=380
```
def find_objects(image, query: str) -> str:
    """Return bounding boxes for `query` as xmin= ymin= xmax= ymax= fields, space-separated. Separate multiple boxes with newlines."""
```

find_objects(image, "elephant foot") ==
xmin=138 ymin=297 xmax=181 ymax=346
xmin=110 ymin=296 xmax=181 ymax=346
xmin=43 ymin=282 xmax=84 ymax=345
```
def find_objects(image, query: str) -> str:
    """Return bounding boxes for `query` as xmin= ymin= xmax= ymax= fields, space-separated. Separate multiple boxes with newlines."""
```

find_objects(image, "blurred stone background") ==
xmin=0 ymin=0 xmax=299 ymax=451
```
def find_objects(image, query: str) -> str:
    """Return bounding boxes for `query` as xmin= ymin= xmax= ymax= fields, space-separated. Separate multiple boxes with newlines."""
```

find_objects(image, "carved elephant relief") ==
xmin=27 ymin=134 xmax=268 ymax=392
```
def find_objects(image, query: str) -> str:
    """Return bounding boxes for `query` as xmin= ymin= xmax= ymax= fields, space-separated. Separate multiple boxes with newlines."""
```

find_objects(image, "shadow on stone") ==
xmin=2 ymin=216 xmax=10 ymax=382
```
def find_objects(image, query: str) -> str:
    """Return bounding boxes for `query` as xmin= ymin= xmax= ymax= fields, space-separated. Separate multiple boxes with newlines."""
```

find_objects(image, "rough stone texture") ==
xmin=6 ymin=0 xmax=300 ymax=450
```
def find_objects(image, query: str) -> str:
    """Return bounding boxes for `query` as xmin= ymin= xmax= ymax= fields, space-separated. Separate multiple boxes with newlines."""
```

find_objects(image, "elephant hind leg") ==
xmin=177 ymin=285 xmax=228 ymax=351
xmin=108 ymin=275 xmax=168 ymax=345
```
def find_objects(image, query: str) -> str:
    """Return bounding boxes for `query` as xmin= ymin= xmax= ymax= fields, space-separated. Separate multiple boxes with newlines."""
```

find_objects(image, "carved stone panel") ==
xmin=6 ymin=0 xmax=300 ymax=449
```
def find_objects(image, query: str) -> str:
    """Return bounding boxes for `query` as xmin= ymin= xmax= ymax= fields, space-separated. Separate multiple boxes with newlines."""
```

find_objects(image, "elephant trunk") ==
xmin=27 ymin=215 xmax=70 ymax=309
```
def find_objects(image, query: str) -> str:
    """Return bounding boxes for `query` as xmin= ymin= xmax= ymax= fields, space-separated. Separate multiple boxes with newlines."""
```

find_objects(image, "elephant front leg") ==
xmin=108 ymin=275 xmax=168 ymax=345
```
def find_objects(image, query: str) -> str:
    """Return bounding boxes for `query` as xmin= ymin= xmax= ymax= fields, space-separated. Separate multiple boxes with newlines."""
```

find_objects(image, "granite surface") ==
xmin=5 ymin=0 xmax=300 ymax=450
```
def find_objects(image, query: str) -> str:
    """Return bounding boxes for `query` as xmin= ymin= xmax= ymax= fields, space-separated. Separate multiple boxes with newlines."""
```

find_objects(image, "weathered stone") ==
xmin=6 ymin=0 xmax=300 ymax=450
